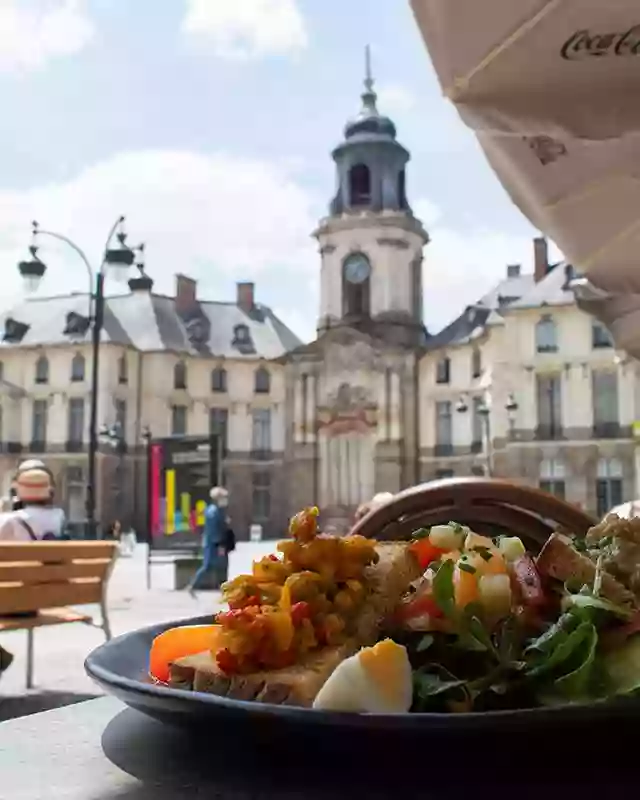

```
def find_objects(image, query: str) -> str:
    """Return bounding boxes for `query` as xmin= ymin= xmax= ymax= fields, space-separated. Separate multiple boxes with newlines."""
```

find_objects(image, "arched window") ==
xmin=397 ymin=169 xmax=407 ymax=208
xmin=254 ymin=366 xmax=270 ymax=394
xmin=70 ymin=353 xmax=85 ymax=382
xmin=535 ymin=315 xmax=558 ymax=353
xmin=348 ymin=163 xmax=371 ymax=206
xmin=471 ymin=347 xmax=481 ymax=379
xmin=174 ymin=361 xmax=187 ymax=390
xmin=211 ymin=367 xmax=227 ymax=393
xmin=35 ymin=355 xmax=49 ymax=385
xmin=117 ymin=354 xmax=128 ymax=385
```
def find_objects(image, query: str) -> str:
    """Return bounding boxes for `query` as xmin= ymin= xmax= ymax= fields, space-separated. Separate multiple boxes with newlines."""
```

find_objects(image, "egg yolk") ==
xmin=359 ymin=639 xmax=408 ymax=708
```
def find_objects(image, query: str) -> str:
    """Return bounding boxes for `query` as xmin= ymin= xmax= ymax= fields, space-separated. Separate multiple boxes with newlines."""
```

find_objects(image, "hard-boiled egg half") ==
xmin=313 ymin=639 xmax=413 ymax=713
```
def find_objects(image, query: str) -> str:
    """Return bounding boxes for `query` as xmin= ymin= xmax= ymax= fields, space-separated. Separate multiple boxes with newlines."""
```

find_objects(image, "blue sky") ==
xmin=0 ymin=0 xmax=554 ymax=340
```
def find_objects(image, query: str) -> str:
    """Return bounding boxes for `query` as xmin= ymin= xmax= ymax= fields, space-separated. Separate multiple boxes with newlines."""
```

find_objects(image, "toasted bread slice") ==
xmin=169 ymin=540 xmax=421 ymax=705
xmin=536 ymin=533 xmax=636 ymax=607
xmin=170 ymin=643 xmax=356 ymax=707
xmin=355 ymin=541 xmax=422 ymax=644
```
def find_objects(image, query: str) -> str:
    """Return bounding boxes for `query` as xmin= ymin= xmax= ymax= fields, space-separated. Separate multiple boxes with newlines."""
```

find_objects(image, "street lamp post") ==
xmin=99 ymin=420 xmax=126 ymax=529
xmin=17 ymin=218 xmax=143 ymax=539
xmin=141 ymin=425 xmax=153 ymax=590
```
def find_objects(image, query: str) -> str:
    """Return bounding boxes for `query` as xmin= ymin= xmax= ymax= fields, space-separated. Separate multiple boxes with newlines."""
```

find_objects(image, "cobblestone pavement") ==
xmin=0 ymin=541 xmax=274 ymax=700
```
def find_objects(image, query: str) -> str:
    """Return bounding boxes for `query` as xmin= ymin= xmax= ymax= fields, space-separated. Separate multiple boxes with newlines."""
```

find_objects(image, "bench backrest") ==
xmin=0 ymin=541 xmax=118 ymax=615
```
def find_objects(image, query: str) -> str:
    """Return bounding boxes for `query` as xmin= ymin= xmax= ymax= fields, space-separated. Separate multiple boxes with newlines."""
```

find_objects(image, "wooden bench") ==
xmin=0 ymin=541 xmax=118 ymax=689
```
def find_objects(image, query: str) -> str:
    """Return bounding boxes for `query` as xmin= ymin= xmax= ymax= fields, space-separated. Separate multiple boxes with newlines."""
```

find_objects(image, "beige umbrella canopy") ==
xmin=476 ymin=131 xmax=640 ymax=295
xmin=410 ymin=0 xmax=640 ymax=140
xmin=410 ymin=0 xmax=640 ymax=354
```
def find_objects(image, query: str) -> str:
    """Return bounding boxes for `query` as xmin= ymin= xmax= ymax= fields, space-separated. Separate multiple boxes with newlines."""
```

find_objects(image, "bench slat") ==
xmin=0 ymin=560 xmax=111 ymax=584
xmin=0 ymin=608 xmax=93 ymax=631
xmin=0 ymin=580 xmax=103 ymax=614
xmin=0 ymin=542 xmax=117 ymax=563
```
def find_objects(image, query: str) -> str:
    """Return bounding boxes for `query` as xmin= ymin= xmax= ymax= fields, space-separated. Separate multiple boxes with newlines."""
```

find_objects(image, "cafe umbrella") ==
xmin=410 ymin=0 xmax=640 ymax=356
xmin=410 ymin=0 xmax=640 ymax=141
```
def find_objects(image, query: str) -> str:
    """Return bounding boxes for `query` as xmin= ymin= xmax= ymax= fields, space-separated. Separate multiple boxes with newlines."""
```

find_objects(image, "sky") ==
xmin=0 ymin=0 xmax=560 ymax=341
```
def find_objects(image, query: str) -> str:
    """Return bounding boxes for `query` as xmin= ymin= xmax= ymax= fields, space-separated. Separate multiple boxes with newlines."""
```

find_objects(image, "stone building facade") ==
xmin=0 ymin=69 xmax=637 ymax=538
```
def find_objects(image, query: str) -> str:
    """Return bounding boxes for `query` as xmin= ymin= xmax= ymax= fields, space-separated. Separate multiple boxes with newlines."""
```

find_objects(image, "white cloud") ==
xmin=0 ymin=0 xmax=94 ymax=73
xmin=377 ymin=83 xmax=417 ymax=115
xmin=0 ymin=155 xmax=560 ymax=345
xmin=0 ymin=149 xmax=319 ymax=319
xmin=182 ymin=0 xmax=307 ymax=60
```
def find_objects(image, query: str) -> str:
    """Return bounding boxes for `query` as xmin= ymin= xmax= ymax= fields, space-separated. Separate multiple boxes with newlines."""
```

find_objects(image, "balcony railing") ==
xmin=29 ymin=440 xmax=47 ymax=453
xmin=534 ymin=425 xmax=564 ymax=441
xmin=592 ymin=422 xmax=623 ymax=439
xmin=65 ymin=440 xmax=84 ymax=453
xmin=434 ymin=443 xmax=454 ymax=457
xmin=250 ymin=449 xmax=273 ymax=461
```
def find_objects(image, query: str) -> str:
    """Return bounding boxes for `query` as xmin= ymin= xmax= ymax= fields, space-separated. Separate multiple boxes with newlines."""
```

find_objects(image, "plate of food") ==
xmin=85 ymin=479 xmax=640 ymax=744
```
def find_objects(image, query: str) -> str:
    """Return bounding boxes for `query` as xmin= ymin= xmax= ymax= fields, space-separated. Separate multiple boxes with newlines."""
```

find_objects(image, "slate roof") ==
xmin=0 ymin=289 xmax=302 ymax=360
xmin=425 ymin=263 xmax=575 ymax=351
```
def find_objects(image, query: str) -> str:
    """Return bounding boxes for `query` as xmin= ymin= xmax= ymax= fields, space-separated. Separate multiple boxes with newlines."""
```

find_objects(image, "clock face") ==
xmin=343 ymin=253 xmax=371 ymax=284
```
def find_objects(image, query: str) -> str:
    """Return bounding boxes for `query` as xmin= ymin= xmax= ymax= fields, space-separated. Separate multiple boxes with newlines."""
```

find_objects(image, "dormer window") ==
xmin=35 ymin=355 xmax=49 ymax=385
xmin=71 ymin=353 xmax=85 ymax=383
xmin=254 ymin=366 xmax=270 ymax=394
xmin=174 ymin=361 xmax=187 ymax=390
xmin=3 ymin=317 xmax=29 ymax=343
xmin=63 ymin=311 xmax=90 ymax=336
xmin=233 ymin=324 xmax=250 ymax=345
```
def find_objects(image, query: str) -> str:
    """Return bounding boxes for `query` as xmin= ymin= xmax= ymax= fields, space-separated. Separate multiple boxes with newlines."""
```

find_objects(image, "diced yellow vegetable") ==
xmin=453 ymin=563 xmax=479 ymax=608
xmin=464 ymin=532 xmax=495 ymax=552
xmin=498 ymin=536 xmax=526 ymax=563
xmin=429 ymin=524 xmax=464 ymax=551
xmin=465 ymin=550 xmax=506 ymax=577
xmin=478 ymin=574 xmax=512 ymax=619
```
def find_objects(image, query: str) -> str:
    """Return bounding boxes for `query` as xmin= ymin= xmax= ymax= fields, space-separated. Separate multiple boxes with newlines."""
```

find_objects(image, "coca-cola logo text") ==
xmin=561 ymin=25 xmax=640 ymax=60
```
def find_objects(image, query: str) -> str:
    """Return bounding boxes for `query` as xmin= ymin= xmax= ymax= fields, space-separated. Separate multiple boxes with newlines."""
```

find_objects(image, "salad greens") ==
xmin=409 ymin=555 xmax=640 ymax=713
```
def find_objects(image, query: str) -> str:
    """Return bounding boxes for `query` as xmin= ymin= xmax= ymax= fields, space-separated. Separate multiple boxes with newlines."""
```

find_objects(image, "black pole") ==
xmin=86 ymin=271 xmax=106 ymax=540
xmin=145 ymin=431 xmax=153 ymax=590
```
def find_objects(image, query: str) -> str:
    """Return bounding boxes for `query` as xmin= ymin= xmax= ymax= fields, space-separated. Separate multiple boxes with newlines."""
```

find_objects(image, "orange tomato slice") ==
xmin=149 ymin=624 xmax=221 ymax=683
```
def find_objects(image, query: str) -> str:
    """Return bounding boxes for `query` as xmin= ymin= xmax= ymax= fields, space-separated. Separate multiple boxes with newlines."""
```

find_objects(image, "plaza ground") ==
xmin=0 ymin=541 xmax=273 ymax=718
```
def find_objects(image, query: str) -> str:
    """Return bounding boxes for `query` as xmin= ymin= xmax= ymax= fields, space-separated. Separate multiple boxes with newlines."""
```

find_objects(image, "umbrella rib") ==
xmin=448 ymin=0 xmax=565 ymax=99
xmin=580 ymin=215 xmax=640 ymax=271
xmin=545 ymin=174 xmax=640 ymax=212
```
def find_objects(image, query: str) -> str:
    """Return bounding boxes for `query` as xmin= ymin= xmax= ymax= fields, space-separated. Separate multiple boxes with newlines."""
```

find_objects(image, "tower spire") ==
xmin=361 ymin=44 xmax=378 ymax=113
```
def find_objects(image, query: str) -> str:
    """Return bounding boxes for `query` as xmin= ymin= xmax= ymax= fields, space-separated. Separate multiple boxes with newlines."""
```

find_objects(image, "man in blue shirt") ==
xmin=187 ymin=486 xmax=230 ymax=596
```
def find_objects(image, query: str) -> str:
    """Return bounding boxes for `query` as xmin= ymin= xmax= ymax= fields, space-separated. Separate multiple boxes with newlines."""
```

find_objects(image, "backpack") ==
xmin=16 ymin=518 xmax=56 ymax=541
xmin=224 ymin=525 xmax=236 ymax=553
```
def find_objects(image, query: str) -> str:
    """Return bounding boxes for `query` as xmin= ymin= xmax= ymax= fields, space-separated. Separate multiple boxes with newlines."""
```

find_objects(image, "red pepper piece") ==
xmin=509 ymin=555 xmax=546 ymax=608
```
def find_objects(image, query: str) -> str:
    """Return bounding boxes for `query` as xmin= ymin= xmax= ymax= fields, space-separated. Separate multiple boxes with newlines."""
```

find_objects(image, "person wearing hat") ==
xmin=0 ymin=460 xmax=65 ymax=679
xmin=0 ymin=462 xmax=65 ymax=541
xmin=186 ymin=486 xmax=231 ymax=596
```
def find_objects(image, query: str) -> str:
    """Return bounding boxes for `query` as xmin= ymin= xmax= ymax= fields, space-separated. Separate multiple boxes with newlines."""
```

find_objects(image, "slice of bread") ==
xmin=168 ymin=540 xmax=420 ymax=705
xmin=536 ymin=533 xmax=636 ymax=607
xmin=170 ymin=642 xmax=356 ymax=707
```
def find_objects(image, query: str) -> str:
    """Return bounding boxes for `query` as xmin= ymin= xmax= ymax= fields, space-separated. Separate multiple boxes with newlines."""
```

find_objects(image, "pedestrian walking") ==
xmin=186 ymin=486 xmax=230 ymax=596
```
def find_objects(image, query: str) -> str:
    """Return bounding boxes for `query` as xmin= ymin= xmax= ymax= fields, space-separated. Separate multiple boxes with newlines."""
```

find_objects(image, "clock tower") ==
xmin=315 ymin=48 xmax=429 ymax=348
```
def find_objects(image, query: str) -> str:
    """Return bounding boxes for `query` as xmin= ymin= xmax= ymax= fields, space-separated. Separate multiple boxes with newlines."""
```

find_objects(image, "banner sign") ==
xmin=149 ymin=434 xmax=221 ymax=550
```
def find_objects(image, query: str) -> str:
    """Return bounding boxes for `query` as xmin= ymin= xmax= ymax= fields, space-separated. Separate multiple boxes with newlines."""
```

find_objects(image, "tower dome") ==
xmin=329 ymin=47 xmax=411 ymax=216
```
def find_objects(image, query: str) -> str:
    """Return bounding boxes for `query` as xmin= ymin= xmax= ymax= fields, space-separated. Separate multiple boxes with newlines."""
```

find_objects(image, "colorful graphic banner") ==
xmin=149 ymin=435 xmax=221 ymax=550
